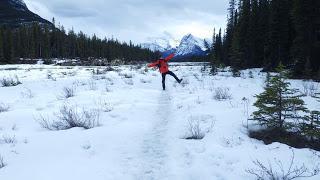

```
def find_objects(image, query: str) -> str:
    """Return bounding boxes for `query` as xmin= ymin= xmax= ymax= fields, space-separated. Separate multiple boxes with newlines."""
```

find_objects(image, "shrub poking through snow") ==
xmin=232 ymin=68 xmax=241 ymax=77
xmin=38 ymin=105 xmax=100 ymax=130
xmin=185 ymin=115 xmax=215 ymax=140
xmin=249 ymin=71 xmax=254 ymax=78
xmin=302 ymin=80 xmax=318 ymax=97
xmin=21 ymin=88 xmax=34 ymax=98
xmin=60 ymin=86 xmax=75 ymax=99
xmin=92 ymin=68 xmax=107 ymax=75
xmin=180 ymin=78 xmax=189 ymax=87
xmin=0 ymin=76 xmax=22 ymax=87
xmin=140 ymin=78 xmax=151 ymax=84
xmin=0 ymin=103 xmax=10 ymax=113
xmin=213 ymin=87 xmax=232 ymax=101
xmin=124 ymin=79 xmax=134 ymax=85
xmin=186 ymin=118 xmax=205 ymax=140
xmin=96 ymin=99 xmax=113 ymax=112
xmin=87 ymin=79 xmax=97 ymax=90
xmin=0 ymin=135 xmax=17 ymax=144
xmin=246 ymin=150 xmax=319 ymax=180
xmin=0 ymin=155 xmax=6 ymax=169
xmin=119 ymin=72 xmax=133 ymax=79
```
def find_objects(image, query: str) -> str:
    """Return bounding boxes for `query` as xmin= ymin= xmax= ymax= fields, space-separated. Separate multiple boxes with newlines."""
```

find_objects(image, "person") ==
xmin=148 ymin=53 xmax=182 ymax=90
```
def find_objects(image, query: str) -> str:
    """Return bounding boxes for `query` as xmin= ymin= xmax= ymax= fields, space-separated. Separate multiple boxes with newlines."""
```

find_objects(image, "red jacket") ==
xmin=148 ymin=54 xmax=175 ymax=73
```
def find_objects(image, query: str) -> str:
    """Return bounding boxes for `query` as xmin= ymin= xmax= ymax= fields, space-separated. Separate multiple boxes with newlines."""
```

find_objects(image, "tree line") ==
xmin=209 ymin=0 xmax=320 ymax=80
xmin=0 ymin=19 xmax=160 ymax=64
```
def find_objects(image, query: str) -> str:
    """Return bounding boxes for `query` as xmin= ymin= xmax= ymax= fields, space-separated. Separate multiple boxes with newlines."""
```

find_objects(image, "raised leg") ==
xmin=167 ymin=71 xmax=181 ymax=83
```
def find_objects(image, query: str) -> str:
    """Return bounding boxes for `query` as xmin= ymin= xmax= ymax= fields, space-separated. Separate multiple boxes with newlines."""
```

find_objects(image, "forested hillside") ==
xmin=210 ymin=0 xmax=320 ymax=79
xmin=0 ymin=21 xmax=159 ymax=64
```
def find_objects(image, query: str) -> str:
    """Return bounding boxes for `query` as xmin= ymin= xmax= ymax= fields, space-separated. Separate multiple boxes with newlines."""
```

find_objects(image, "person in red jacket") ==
xmin=148 ymin=53 xmax=182 ymax=90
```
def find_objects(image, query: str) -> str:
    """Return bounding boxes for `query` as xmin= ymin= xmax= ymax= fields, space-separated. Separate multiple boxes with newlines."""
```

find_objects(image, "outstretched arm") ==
xmin=165 ymin=53 xmax=175 ymax=62
xmin=148 ymin=61 xmax=159 ymax=68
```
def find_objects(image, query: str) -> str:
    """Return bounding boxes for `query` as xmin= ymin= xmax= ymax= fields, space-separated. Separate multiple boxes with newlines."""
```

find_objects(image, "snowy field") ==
xmin=0 ymin=63 xmax=319 ymax=180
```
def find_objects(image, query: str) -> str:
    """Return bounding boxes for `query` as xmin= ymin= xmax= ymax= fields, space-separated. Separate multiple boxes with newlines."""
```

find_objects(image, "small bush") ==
xmin=0 ymin=76 xmax=22 ymax=87
xmin=180 ymin=79 xmax=189 ymax=87
xmin=92 ymin=68 xmax=107 ymax=75
xmin=105 ymin=77 xmax=114 ymax=85
xmin=232 ymin=68 xmax=241 ymax=77
xmin=60 ymin=86 xmax=75 ymax=99
xmin=213 ymin=87 xmax=232 ymax=101
xmin=124 ymin=79 xmax=134 ymax=85
xmin=119 ymin=72 xmax=133 ymax=79
xmin=185 ymin=115 xmax=215 ymax=140
xmin=246 ymin=150 xmax=319 ymax=180
xmin=21 ymin=88 xmax=34 ymax=98
xmin=38 ymin=105 xmax=100 ymax=130
xmin=1 ymin=135 xmax=17 ymax=144
xmin=249 ymin=71 xmax=254 ymax=78
xmin=302 ymin=81 xmax=318 ymax=97
xmin=0 ymin=103 xmax=10 ymax=113
xmin=46 ymin=71 xmax=57 ymax=81
xmin=186 ymin=119 xmax=205 ymax=140
xmin=82 ymin=143 xmax=91 ymax=150
xmin=96 ymin=99 xmax=113 ymax=112
xmin=140 ymin=78 xmax=151 ymax=84
xmin=87 ymin=80 xmax=97 ymax=90
xmin=0 ymin=155 xmax=6 ymax=169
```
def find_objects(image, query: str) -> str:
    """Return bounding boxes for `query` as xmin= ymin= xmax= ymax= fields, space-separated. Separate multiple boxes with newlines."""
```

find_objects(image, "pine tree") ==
xmin=230 ymin=0 xmax=251 ymax=70
xmin=204 ymin=39 xmax=211 ymax=53
xmin=213 ymin=28 xmax=223 ymax=65
xmin=251 ymin=63 xmax=308 ymax=130
xmin=291 ymin=0 xmax=318 ymax=79
xmin=300 ymin=111 xmax=320 ymax=142
xmin=267 ymin=0 xmax=292 ymax=68
xmin=223 ymin=0 xmax=236 ymax=66
xmin=249 ymin=0 xmax=261 ymax=67
xmin=3 ymin=28 xmax=14 ymax=63
xmin=0 ymin=28 xmax=4 ymax=64
xmin=258 ymin=0 xmax=271 ymax=67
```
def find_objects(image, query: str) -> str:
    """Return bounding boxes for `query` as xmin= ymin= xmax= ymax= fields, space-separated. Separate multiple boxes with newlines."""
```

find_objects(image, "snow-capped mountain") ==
xmin=141 ymin=32 xmax=179 ymax=52
xmin=0 ymin=0 xmax=52 ymax=27
xmin=142 ymin=33 xmax=209 ymax=59
xmin=175 ymin=34 xmax=207 ymax=58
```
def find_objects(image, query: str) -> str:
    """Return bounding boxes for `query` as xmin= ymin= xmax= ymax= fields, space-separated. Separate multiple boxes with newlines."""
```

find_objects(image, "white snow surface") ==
xmin=0 ymin=63 xmax=319 ymax=180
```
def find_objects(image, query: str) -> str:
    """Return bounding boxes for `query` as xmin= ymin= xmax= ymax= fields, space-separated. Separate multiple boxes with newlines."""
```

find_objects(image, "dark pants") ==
xmin=162 ymin=71 xmax=180 ymax=90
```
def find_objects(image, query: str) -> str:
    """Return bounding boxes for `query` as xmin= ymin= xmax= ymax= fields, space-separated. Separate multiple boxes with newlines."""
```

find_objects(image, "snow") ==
xmin=9 ymin=0 xmax=27 ymax=10
xmin=175 ymin=34 xmax=206 ymax=57
xmin=141 ymin=33 xmax=179 ymax=52
xmin=141 ymin=33 xmax=208 ymax=58
xmin=0 ymin=63 xmax=319 ymax=180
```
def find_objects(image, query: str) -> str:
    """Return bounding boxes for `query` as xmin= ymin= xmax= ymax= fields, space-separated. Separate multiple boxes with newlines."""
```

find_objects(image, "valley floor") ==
xmin=0 ymin=63 xmax=319 ymax=180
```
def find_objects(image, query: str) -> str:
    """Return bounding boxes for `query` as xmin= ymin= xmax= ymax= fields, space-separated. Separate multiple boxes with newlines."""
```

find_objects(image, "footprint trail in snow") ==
xmin=139 ymin=92 xmax=172 ymax=180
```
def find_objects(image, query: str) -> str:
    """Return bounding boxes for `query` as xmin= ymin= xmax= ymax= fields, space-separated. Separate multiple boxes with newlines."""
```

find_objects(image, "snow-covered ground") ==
xmin=0 ymin=63 xmax=319 ymax=180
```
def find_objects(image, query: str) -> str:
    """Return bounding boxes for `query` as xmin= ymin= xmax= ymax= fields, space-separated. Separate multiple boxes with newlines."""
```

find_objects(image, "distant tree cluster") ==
xmin=0 ymin=19 xmax=159 ymax=64
xmin=209 ymin=0 xmax=320 ymax=79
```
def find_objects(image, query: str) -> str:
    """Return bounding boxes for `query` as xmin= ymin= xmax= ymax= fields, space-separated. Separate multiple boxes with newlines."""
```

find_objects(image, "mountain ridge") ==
xmin=142 ymin=33 xmax=209 ymax=60
xmin=0 ymin=0 xmax=52 ymax=27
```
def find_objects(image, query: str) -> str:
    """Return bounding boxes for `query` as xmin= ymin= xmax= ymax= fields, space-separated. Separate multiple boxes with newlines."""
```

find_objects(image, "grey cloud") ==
xmin=25 ymin=0 xmax=228 ymax=43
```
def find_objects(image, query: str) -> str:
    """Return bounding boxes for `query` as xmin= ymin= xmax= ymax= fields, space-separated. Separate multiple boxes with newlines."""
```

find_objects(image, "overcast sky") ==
xmin=24 ymin=0 xmax=228 ymax=44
